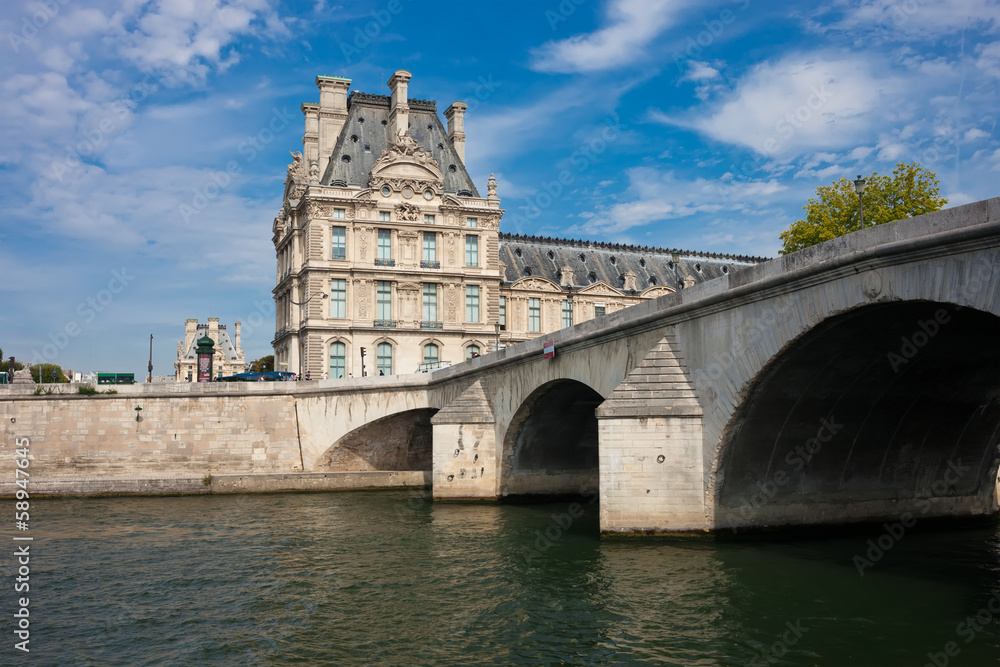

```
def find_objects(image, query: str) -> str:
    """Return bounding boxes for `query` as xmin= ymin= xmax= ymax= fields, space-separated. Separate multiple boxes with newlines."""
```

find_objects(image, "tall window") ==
xmin=424 ymin=214 xmax=435 ymax=224
xmin=330 ymin=279 xmax=346 ymax=319
xmin=465 ymin=285 xmax=479 ymax=323
xmin=422 ymin=232 xmax=436 ymax=262
xmin=499 ymin=296 xmax=506 ymax=330
xmin=594 ymin=303 xmax=606 ymax=318
xmin=423 ymin=343 xmax=439 ymax=365
xmin=466 ymin=345 xmax=480 ymax=360
xmin=376 ymin=342 xmax=392 ymax=375
xmin=379 ymin=211 xmax=390 ymax=222
xmin=465 ymin=235 xmax=478 ymax=267
xmin=562 ymin=299 xmax=573 ymax=328
xmin=331 ymin=226 xmax=346 ymax=260
xmin=377 ymin=229 xmax=391 ymax=260
xmin=329 ymin=342 xmax=346 ymax=379
xmin=422 ymin=283 xmax=437 ymax=322
xmin=377 ymin=281 xmax=392 ymax=320
xmin=466 ymin=217 xmax=478 ymax=228
xmin=529 ymin=298 xmax=541 ymax=332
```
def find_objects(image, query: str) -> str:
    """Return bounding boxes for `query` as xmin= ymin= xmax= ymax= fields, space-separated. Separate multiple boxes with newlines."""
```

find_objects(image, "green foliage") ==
xmin=250 ymin=355 xmax=274 ymax=373
xmin=104 ymin=389 xmax=118 ymax=395
xmin=779 ymin=162 xmax=947 ymax=255
xmin=202 ymin=474 xmax=213 ymax=486
xmin=78 ymin=386 xmax=99 ymax=395
xmin=30 ymin=363 xmax=68 ymax=383
xmin=0 ymin=347 xmax=25 ymax=374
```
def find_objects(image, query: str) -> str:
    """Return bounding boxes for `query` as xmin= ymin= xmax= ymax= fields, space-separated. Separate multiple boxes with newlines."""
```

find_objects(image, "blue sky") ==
xmin=1 ymin=0 xmax=998 ymax=377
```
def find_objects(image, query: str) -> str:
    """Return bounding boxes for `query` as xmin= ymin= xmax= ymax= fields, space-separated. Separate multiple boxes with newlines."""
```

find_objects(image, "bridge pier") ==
xmin=431 ymin=380 xmax=499 ymax=500
xmin=596 ymin=335 xmax=707 ymax=534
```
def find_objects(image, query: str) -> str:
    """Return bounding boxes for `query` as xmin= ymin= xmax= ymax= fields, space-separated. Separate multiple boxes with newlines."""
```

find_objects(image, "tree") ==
xmin=0 ymin=347 xmax=25 ymax=375
xmin=250 ymin=355 xmax=274 ymax=373
xmin=30 ymin=363 xmax=68 ymax=383
xmin=779 ymin=162 xmax=947 ymax=254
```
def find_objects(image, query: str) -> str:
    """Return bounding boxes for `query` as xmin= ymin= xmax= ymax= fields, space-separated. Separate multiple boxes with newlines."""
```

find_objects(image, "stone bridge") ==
xmin=3 ymin=198 xmax=998 ymax=534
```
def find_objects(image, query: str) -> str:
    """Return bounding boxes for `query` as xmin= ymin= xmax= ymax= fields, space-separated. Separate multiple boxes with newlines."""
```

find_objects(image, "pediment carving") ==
xmin=394 ymin=203 xmax=421 ymax=221
xmin=641 ymin=286 xmax=677 ymax=298
xmin=578 ymin=282 xmax=625 ymax=297
xmin=510 ymin=277 xmax=562 ymax=292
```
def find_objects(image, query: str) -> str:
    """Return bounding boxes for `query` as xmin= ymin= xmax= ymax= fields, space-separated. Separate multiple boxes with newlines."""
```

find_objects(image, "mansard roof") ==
xmin=181 ymin=324 xmax=242 ymax=362
xmin=321 ymin=92 xmax=480 ymax=196
xmin=498 ymin=233 xmax=768 ymax=292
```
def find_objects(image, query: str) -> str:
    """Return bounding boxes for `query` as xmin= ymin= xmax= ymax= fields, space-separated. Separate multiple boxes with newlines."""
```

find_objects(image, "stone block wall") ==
xmin=599 ymin=416 xmax=705 ymax=533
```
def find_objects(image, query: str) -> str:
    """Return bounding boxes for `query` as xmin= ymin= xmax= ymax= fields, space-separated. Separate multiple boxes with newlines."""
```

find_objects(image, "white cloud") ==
xmin=568 ymin=166 xmax=788 ymax=236
xmin=964 ymin=128 xmax=990 ymax=141
xmin=530 ymin=0 xmax=688 ymax=73
xmin=819 ymin=0 xmax=1000 ymax=39
xmin=655 ymin=54 xmax=899 ymax=158
xmin=682 ymin=60 xmax=721 ymax=82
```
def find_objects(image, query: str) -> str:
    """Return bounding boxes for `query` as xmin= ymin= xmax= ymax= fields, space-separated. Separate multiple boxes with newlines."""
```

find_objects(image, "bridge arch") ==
xmin=500 ymin=378 xmax=603 ymax=498
xmin=713 ymin=300 xmax=1000 ymax=529
xmin=315 ymin=408 xmax=437 ymax=472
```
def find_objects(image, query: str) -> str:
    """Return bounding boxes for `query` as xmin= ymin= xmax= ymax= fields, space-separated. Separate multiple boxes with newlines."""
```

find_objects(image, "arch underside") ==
xmin=501 ymin=379 xmax=603 ymax=497
xmin=316 ymin=408 xmax=436 ymax=472
xmin=716 ymin=301 xmax=1000 ymax=528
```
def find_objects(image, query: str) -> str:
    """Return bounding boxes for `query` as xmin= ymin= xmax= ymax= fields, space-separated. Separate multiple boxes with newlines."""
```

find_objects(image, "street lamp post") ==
xmin=853 ymin=175 xmax=867 ymax=229
xmin=288 ymin=293 xmax=328 ymax=378
xmin=147 ymin=334 xmax=153 ymax=383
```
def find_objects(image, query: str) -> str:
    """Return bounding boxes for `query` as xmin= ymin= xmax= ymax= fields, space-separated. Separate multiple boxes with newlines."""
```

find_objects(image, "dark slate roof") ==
xmin=182 ymin=325 xmax=241 ymax=362
xmin=321 ymin=92 xmax=480 ymax=196
xmin=498 ymin=233 xmax=769 ymax=292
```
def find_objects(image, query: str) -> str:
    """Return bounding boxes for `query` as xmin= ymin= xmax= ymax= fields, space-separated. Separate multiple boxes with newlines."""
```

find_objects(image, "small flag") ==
xmin=543 ymin=341 xmax=555 ymax=359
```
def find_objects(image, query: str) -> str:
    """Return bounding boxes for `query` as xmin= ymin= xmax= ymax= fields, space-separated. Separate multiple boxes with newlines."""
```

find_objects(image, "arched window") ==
xmin=376 ymin=342 xmax=393 ymax=375
xmin=466 ymin=344 xmax=480 ymax=360
xmin=329 ymin=342 xmax=346 ymax=379
xmin=423 ymin=343 xmax=439 ymax=365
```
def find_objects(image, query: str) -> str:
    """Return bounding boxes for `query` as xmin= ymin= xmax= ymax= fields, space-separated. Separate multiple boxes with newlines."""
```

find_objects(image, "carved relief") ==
xmin=356 ymin=279 xmax=370 ymax=319
xmin=623 ymin=271 xmax=638 ymax=292
xmin=482 ymin=213 xmax=502 ymax=230
xmin=394 ymin=203 xmax=421 ymax=222
xmin=370 ymin=177 xmax=443 ymax=195
xmin=358 ymin=227 xmax=370 ymax=261
xmin=371 ymin=130 xmax=440 ymax=172
xmin=447 ymin=233 xmax=457 ymax=266
xmin=513 ymin=278 xmax=561 ymax=292
xmin=287 ymin=151 xmax=306 ymax=182
xmin=448 ymin=284 xmax=457 ymax=322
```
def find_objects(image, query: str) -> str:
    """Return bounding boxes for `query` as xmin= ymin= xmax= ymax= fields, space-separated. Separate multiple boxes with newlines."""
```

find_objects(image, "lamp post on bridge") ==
xmin=854 ymin=175 xmax=867 ymax=229
xmin=288 ymin=292 xmax=329 ymax=379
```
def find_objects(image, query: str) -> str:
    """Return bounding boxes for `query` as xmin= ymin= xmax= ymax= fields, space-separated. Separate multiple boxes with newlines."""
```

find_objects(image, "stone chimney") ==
xmin=233 ymin=321 xmax=242 ymax=358
xmin=444 ymin=102 xmax=467 ymax=163
xmin=184 ymin=318 xmax=198 ymax=352
xmin=308 ymin=75 xmax=351 ymax=176
xmin=208 ymin=317 xmax=219 ymax=345
xmin=387 ymin=70 xmax=412 ymax=141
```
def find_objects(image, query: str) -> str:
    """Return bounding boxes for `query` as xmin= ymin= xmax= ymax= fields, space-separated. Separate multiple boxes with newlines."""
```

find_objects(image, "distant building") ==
xmin=174 ymin=318 xmax=246 ymax=382
xmin=271 ymin=71 xmax=765 ymax=378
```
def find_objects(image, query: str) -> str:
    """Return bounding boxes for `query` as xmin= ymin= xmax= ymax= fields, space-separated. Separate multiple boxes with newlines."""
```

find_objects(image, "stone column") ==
xmin=431 ymin=380 xmax=498 ymax=500
xmin=595 ymin=332 xmax=707 ymax=534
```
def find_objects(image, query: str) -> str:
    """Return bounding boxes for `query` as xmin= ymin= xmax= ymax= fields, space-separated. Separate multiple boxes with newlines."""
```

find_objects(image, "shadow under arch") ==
xmin=714 ymin=300 xmax=1000 ymax=529
xmin=316 ymin=408 xmax=437 ymax=471
xmin=501 ymin=378 xmax=604 ymax=499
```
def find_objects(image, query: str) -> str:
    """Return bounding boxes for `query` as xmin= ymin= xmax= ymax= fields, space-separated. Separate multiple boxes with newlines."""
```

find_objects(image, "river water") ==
xmin=12 ymin=491 xmax=1000 ymax=665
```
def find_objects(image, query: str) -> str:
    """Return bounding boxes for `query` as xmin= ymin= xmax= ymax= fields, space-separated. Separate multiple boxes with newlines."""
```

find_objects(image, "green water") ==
xmin=9 ymin=491 xmax=1000 ymax=665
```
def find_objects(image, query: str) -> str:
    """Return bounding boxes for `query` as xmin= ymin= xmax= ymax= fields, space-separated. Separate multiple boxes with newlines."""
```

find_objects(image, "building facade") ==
xmin=272 ymin=71 xmax=764 ymax=378
xmin=175 ymin=318 xmax=246 ymax=381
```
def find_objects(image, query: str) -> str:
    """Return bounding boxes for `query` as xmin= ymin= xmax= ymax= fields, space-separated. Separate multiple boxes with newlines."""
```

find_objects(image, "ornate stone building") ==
xmin=272 ymin=71 xmax=764 ymax=378
xmin=175 ymin=318 xmax=246 ymax=382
